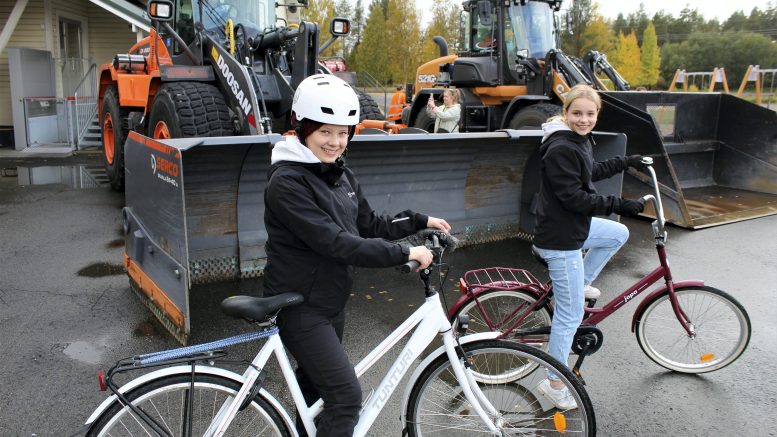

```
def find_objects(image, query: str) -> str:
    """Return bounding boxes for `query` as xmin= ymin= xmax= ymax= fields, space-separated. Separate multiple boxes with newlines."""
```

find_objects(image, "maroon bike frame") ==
xmin=453 ymin=243 xmax=702 ymax=339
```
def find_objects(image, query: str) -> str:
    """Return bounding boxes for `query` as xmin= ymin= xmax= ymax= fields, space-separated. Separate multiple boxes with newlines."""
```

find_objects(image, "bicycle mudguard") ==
xmin=398 ymin=331 xmax=501 ymax=424
xmin=630 ymin=280 xmax=705 ymax=332
xmin=447 ymin=284 xmax=545 ymax=319
xmin=81 ymin=365 xmax=296 ymax=435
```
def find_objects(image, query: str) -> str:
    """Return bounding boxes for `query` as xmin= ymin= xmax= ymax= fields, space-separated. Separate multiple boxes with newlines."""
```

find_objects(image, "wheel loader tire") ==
xmin=148 ymin=82 xmax=233 ymax=139
xmin=101 ymin=86 xmax=129 ymax=191
xmin=356 ymin=90 xmax=384 ymax=121
xmin=508 ymin=103 xmax=561 ymax=129
xmin=412 ymin=109 xmax=435 ymax=133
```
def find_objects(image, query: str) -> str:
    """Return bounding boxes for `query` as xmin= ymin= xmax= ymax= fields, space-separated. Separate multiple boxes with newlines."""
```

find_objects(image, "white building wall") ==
xmin=0 ymin=0 xmax=48 ymax=126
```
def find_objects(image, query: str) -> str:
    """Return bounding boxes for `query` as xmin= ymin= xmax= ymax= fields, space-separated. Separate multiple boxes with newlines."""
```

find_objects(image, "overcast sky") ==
xmin=407 ymin=0 xmax=771 ymax=26
xmin=592 ymin=0 xmax=768 ymax=22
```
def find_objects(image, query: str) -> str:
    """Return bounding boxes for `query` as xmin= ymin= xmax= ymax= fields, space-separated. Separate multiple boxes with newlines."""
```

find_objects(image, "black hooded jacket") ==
xmin=533 ymin=129 xmax=628 ymax=250
xmin=263 ymin=159 xmax=428 ymax=315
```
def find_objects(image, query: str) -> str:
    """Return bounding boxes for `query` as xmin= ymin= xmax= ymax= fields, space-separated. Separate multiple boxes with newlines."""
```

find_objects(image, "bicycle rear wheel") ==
xmin=406 ymin=339 xmax=595 ymax=436
xmin=87 ymin=373 xmax=292 ymax=436
xmin=635 ymin=285 xmax=751 ymax=373
xmin=451 ymin=289 xmax=552 ymax=349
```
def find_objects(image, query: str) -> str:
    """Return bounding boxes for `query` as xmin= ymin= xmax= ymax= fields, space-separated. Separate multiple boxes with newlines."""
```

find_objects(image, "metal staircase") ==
xmin=78 ymin=113 xmax=102 ymax=149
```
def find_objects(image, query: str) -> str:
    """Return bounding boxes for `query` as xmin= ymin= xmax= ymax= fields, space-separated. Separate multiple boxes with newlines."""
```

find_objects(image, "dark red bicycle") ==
xmin=449 ymin=158 xmax=751 ymax=378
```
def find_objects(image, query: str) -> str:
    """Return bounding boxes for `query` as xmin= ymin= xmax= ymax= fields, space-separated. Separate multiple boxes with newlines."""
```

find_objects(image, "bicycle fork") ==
xmin=444 ymin=332 xmax=502 ymax=435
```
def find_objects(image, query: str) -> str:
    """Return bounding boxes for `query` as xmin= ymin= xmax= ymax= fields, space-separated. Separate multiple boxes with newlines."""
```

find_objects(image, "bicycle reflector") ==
xmin=700 ymin=353 xmax=715 ymax=362
xmin=97 ymin=370 xmax=106 ymax=391
xmin=553 ymin=411 xmax=567 ymax=432
xmin=458 ymin=278 xmax=468 ymax=295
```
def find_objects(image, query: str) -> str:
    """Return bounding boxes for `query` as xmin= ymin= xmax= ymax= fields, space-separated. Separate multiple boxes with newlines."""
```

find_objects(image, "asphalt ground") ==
xmin=0 ymin=153 xmax=775 ymax=436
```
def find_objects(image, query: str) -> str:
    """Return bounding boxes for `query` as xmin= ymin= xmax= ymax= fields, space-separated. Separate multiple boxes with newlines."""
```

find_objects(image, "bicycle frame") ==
xmin=204 ymin=291 xmax=501 ymax=436
xmin=454 ymin=160 xmax=699 ymax=339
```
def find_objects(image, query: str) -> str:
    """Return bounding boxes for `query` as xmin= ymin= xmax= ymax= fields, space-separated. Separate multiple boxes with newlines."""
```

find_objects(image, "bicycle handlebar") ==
xmin=398 ymin=231 xmax=455 ymax=273
xmin=640 ymin=157 xmax=667 ymax=239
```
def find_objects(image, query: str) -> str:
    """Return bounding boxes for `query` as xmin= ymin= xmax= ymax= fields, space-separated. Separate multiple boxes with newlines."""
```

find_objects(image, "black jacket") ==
xmin=533 ymin=130 xmax=628 ymax=250
xmin=263 ymin=161 xmax=428 ymax=315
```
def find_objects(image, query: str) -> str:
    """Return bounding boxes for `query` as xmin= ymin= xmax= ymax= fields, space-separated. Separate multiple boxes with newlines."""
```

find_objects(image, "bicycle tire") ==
xmin=451 ymin=289 xmax=552 ymax=350
xmin=635 ymin=285 xmax=751 ymax=374
xmin=405 ymin=339 xmax=595 ymax=436
xmin=87 ymin=373 xmax=292 ymax=437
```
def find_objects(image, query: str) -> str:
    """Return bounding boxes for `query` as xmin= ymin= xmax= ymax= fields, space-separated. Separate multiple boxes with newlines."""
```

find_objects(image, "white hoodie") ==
xmin=270 ymin=135 xmax=320 ymax=165
xmin=541 ymin=118 xmax=571 ymax=142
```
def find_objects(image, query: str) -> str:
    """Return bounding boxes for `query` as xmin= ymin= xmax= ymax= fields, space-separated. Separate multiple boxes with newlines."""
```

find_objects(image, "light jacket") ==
xmin=428 ymin=103 xmax=460 ymax=133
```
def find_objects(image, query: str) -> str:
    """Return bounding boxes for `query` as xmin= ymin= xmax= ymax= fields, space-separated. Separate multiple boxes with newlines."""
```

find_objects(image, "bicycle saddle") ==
xmin=221 ymin=293 xmax=304 ymax=322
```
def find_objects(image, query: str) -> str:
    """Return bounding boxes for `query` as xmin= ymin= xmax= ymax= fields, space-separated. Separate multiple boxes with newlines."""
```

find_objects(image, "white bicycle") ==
xmin=79 ymin=231 xmax=595 ymax=436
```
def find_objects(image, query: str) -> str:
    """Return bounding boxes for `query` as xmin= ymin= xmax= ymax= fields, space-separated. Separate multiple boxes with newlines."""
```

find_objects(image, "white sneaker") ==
xmin=538 ymin=379 xmax=578 ymax=410
xmin=584 ymin=285 xmax=601 ymax=300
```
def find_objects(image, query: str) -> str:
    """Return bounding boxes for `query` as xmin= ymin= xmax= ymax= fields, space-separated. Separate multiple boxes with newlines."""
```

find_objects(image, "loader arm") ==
xmin=581 ymin=51 xmax=629 ymax=91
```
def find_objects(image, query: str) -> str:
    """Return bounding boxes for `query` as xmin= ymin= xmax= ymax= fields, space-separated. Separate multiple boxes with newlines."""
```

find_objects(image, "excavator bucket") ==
xmin=120 ymin=130 xmax=625 ymax=342
xmin=597 ymin=91 xmax=777 ymax=228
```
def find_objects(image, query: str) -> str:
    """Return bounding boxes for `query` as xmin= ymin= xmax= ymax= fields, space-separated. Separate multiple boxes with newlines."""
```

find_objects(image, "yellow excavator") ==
xmin=403 ymin=0 xmax=777 ymax=229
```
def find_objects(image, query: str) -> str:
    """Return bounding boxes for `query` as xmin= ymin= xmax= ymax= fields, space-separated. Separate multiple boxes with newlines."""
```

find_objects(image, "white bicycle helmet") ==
xmin=292 ymin=74 xmax=360 ymax=126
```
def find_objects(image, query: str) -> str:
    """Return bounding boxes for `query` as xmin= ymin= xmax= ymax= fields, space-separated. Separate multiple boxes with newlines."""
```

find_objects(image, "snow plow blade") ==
xmin=597 ymin=91 xmax=777 ymax=228
xmin=120 ymin=129 xmax=625 ymax=342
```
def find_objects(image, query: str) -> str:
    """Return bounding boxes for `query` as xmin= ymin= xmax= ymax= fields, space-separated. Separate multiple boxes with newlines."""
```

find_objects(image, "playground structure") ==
xmin=669 ymin=68 xmax=730 ymax=93
xmin=737 ymin=65 xmax=777 ymax=109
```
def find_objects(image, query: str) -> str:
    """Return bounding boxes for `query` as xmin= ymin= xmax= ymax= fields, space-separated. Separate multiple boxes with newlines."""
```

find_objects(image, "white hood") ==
xmin=541 ymin=119 xmax=571 ymax=142
xmin=271 ymin=135 xmax=320 ymax=164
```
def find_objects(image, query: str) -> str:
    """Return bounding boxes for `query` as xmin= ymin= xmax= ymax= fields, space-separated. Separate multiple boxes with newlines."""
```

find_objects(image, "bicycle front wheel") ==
xmin=87 ymin=373 xmax=292 ymax=437
xmin=451 ymin=289 xmax=552 ymax=349
xmin=406 ymin=339 xmax=595 ymax=436
xmin=635 ymin=285 xmax=751 ymax=373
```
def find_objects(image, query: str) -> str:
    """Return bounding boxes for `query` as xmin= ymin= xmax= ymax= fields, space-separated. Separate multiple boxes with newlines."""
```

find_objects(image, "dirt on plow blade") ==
xmin=120 ymin=129 xmax=626 ymax=342
xmin=598 ymin=91 xmax=777 ymax=228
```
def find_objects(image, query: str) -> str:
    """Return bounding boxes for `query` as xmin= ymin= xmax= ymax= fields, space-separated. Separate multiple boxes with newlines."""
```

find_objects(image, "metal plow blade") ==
xmin=121 ymin=130 xmax=625 ymax=342
xmin=598 ymin=91 xmax=777 ymax=228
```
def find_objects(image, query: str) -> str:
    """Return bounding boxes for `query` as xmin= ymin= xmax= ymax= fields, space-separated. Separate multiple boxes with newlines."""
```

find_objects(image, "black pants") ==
xmin=278 ymin=309 xmax=362 ymax=437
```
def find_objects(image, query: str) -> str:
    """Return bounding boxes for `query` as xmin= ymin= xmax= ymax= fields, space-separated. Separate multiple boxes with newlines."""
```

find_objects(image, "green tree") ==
xmin=420 ymin=0 xmax=460 ymax=62
xmin=611 ymin=31 xmax=641 ymax=86
xmin=333 ymin=0 xmax=353 ymax=57
xmin=561 ymin=0 xmax=596 ymax=56
xmin=625 ymin=4 xmax=650 ymax=43
xmin=355 ymin=2 xmax=390 ymax=83
xmin=639 ymin=22 xmax=660 ymax=87
xmin=345 ymin=0 xmax=366 ymax=70
xmin=302 ymin=0 xmax=336 ymax=56
xmin=659 ymin=31 xmax=777 ymax=88
xmin=581 ymin=16 xmax=615 ymax=54
xmin=385 ymin=0 xmax=423 ymax=84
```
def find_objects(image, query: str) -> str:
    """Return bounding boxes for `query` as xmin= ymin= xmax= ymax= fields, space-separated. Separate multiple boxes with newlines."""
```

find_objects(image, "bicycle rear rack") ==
xmin=462 ymin=267 xmax=544 ymax=291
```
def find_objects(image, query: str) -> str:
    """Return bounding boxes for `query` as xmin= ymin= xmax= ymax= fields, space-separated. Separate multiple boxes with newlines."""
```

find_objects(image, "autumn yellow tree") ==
xmin=302 ymin=0 xmax=336 ymax=57
xmin=581 ymin=16 xmax=615 ymax=54
xmin=611 ymin=31 xmax=641 ymax=86
xmin=385 ymin=0 xmax=423 ymax=84
xmin=355 ymin=2 xmax=390 ymax=83
xmin=639 ymin=22 xmax=661 ymax=87
xmin=420 ymin=0 xmax=460 ymax=63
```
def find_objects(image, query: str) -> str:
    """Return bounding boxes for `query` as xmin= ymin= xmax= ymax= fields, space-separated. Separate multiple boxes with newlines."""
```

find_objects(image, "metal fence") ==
xmin=73 ymin=63 xmax=98 ymax=149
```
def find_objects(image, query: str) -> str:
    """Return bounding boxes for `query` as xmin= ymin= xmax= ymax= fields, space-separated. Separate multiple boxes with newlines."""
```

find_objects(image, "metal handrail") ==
xmin=73 ymin=63 xmax=98 ymax=148
xmin=356 ymin=71 xmax=388 ymax=114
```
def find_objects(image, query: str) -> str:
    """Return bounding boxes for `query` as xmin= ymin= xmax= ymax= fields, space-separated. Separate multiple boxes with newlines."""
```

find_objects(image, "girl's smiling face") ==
xmin=305 ymin=124 xmax=350 ymax=163
xmin=563 ymin=97 xmax=599 ymax=136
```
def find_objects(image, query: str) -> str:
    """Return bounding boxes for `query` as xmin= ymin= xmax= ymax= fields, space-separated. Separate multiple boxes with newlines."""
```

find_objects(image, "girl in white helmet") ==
xmin=263 ymin=74 xmax=451 ymax=436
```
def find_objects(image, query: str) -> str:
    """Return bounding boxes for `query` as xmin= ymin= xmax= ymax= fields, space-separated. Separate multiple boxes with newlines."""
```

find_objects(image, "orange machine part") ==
xmin=124 ymin=253 xmax=185 ymax=329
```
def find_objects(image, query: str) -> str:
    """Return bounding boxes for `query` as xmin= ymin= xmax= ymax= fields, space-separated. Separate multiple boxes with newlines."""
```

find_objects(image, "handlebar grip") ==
xmin=399 ymin=260 xmax=420 ymax=273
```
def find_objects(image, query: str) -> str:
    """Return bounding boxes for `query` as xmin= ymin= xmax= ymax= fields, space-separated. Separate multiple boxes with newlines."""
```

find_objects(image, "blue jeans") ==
xmin=533 ymin=217 xmax=629 ymax=380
